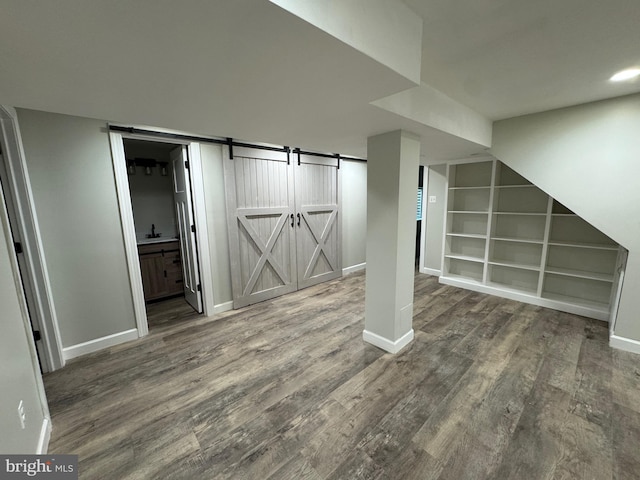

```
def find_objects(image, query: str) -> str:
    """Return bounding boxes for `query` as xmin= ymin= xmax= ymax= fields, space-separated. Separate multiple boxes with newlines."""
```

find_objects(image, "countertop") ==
xmin=137 ymin=237 xmax=179 ymax=246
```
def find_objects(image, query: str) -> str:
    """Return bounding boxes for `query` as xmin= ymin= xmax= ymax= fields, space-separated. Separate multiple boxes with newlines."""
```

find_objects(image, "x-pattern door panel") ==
xmin=224 ymin=148 xmax=297 ymax=308
xmin=295 ymin=156 xmax=341 ymax=289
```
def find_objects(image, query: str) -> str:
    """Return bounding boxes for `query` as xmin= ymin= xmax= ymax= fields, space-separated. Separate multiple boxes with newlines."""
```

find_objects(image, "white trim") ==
xmin=213 ymin=301 xmax=233 ymax=314
xmin=62 ymin=328 xmax=138 ymax=360
xmin=362 ymin=328 xmax=414 ymax=354
xmin=439 ymin=275 xmax=610 ymax=321
xmin=420 ymin=267 xmax=441 ymax=276
xmin=36 ymin=417 xmax=51 ymax=454
xmin=187 ymin=142 xmax=215 ymax=316
xmin=109 ymin=132 xmax=148 ymax=337
xmin=0 ymin=106 xmax=64 ymax=371
xmin=343 ymin=262 xmax=366 ymax=275
xmin=609 ymin=334 xmax=640 ymax=355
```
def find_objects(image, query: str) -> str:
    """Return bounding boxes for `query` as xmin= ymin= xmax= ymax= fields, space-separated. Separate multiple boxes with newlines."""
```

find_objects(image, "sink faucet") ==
xmin=146 ymin=224 xmax=161 ymax=238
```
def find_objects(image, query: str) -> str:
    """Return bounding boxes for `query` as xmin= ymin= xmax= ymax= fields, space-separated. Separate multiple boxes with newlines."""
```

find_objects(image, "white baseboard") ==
xmin=62 ymin=328 xmax=138 ymax=360
xmin=213 ymin=301 xmax=233 ymax=315
xmin=420 ymin=267 xmax=441 ymax=276
xmin=343 ymin=262 xmax=366 ymax=275
xmin=362 ymin=328 xmax=414 ymax=354
xmin=610 ymin=334 xmax=640 ymax=355
xmin=37 ymin=417 xmax=51 ymax=454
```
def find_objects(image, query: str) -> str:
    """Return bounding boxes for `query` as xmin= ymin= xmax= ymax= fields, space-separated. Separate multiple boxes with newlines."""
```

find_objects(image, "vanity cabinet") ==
xmin=137 ymin=240 xmax=183 ymax=301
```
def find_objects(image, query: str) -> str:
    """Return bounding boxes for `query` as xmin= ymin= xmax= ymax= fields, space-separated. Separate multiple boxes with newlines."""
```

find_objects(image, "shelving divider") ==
xmin=537 ymin=196 xmax=554 ymax=296
xmin=482 ymin=160 xmax=497 ymax=284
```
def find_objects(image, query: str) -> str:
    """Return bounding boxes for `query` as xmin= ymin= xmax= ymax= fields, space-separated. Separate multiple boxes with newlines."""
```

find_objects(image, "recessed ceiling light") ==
xmin=610 ymin=68 xmax=640 ymax=82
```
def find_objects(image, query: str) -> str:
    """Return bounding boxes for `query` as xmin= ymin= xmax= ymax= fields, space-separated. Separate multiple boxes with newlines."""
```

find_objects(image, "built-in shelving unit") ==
xmin=440 ymin=158 xmax=623 ymax=321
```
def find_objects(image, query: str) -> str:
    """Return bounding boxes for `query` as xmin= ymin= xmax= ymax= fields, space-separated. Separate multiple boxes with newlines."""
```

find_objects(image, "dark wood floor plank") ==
xmin=42 ymin=271 xmax=640 ymax=480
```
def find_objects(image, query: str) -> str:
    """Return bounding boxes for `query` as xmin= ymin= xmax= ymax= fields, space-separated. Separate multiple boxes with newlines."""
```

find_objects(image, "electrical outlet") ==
xmin=429 ymin=195 xmax=437 ymax=203
xmin=18 ymin=400 xmax=26 ymax=429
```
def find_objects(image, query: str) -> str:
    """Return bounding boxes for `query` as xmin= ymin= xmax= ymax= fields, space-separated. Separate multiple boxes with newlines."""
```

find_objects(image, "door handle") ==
xmin=297 ymin=213 xmax=301 ymax=227
xmin=290 ymin=213 xmax=294 ymax=227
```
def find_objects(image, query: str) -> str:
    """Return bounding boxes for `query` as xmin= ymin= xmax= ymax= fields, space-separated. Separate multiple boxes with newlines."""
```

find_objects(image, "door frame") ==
xmin=109 ymin=129 xmax=214 ymax=337
xmin=0 ymin=105 xmax=64 ymax=372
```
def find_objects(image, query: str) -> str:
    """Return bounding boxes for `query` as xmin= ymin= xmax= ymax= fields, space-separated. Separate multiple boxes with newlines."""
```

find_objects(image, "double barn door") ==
xmin=224 ymin=147 xmax=341 ymax=308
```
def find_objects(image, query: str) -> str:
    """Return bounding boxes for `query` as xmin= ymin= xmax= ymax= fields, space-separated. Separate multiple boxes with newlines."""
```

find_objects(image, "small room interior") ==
xmin=123 ymin=138 xmax=197 ymax=328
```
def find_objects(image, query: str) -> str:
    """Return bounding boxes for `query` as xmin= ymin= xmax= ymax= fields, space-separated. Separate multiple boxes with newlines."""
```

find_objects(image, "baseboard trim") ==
xmin=362 ymin=329 xmax=414 ymax=354
xmin=420 ymin=267 xmax=441 ymax=276
xmin=37 ymin=417 xmax=51 ymax=454
xmin=343 ymin=262 xmax=366 ymax=275
xmin=610 ymin=334 xmax=640 ymax=355
xmin=213 ymin=301 xmax=233 ymax=314
xmin=62 ymin=328 xmax=138 ymax=360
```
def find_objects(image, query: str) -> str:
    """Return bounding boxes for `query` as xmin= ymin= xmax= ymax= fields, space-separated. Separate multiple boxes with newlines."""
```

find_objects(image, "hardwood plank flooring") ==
xmin=43 ymin=272 xmax=640 ymax=479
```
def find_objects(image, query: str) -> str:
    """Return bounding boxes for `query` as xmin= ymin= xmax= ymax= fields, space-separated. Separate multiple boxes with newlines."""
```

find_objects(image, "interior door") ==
xmin=295 ymin=153 xmax=342 ymax=289
xmin=171 ymin=146 xmax=202 ymax=313
xmin=0 ymin=154 xmax=48 ymax=371
xmin=224 ymin=146 xmax=297 ymax=308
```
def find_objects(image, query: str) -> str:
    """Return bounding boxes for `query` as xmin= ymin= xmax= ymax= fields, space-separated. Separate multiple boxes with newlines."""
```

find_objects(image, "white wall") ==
xmin=423 ymin=164 xmax=446 ymax=273
xmin=491 ymin=93 xmax=640 ymax=345
xmin=124 ymin=141 xmax=177 ymax=242
xmin=341 ymin=159 xmax=367 ymax=271
xmin=14 ymin=108 xmax=370 ymax=354
xmin=200 ymin=143 xmax=233 ymax=306
xmin=0 ymin=186 xmax=48 ymax=453
xmin=127 ymin=164 xmax=177 ymax=241
xmin=16 ymin=109 xmax=136 ymax=347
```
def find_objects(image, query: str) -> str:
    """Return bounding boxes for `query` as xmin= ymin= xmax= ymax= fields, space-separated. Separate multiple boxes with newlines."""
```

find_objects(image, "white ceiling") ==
xmin=404 ymin=0 xmax=640 ymax=120
xmin=0 ymin=0 xmax=638 ymax=159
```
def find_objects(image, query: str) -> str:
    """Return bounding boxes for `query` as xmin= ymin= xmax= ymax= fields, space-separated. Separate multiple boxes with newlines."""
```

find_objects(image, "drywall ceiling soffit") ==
xmin=268 ymin=0 xmax=423 ymax=84
xmin=0 ymin=0 xmax=415 ymax=150
xmin=402 ymin=0 xmax=640 ymax=120
xmin=371 ymin=82 xmax=492 ymax=147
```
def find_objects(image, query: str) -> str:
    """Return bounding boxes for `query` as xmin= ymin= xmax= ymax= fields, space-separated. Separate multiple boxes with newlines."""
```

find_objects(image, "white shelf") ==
xmin=551 ymin=213 xmax=578 ymax=217
xmin=541 ymin=291 xmax=610 ymax=312
xmin=486 ymin=281 xmax=538 ymax=295
xmin=489 ymin=260 xmax=540 ymax=272
xmin=491 ymin=236 xmax=544 ymax=245
xmin=449 ymin=186 xmax=491 ymax=190
xmin=547 ymin=240 xmax=618 ymax=251
xmin=445 ymin=254 xmax=484 ymax=263
xmin=544 ymin=266 xmax=614 ymax=283
xmin=448 ymin=210 xmax=488 ymax=214
xmin=495 ymin=185 xmax=535 ymax=189
xmin=446 ymin=233 xmax=486 ymax=239
xmin=493 ymin=212 xmax=546 ymax=216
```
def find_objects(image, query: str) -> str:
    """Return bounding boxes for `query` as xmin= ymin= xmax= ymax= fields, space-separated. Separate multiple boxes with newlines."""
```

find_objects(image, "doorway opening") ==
xmin=122 ymin=138 xmax=203 ymax=331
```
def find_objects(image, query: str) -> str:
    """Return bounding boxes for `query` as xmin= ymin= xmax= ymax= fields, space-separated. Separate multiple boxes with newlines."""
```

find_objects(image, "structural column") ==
xmin=363 ymin=130 xmax=420 ymax=353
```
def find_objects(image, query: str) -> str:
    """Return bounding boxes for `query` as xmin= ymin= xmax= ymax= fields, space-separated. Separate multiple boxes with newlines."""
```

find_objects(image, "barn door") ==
xmin=224 ymin=147 xmax=297 ymax=308
xmin=294 ymin=153 xmax=341 ymax=289
xmin=171 ymin=146 xmax=202 ymax=313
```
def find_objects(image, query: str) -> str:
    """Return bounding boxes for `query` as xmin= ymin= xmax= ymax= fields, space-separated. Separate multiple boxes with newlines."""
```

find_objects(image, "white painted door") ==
xmin=224 ymin=147 xmax=297 ymax=308
xmin=295 ymin=153 xmax=342 ymax=289
xmin=171 ymin=146 xmax=202 ymax=313
xmin=0 ymin=154 xmax=49 ymax=371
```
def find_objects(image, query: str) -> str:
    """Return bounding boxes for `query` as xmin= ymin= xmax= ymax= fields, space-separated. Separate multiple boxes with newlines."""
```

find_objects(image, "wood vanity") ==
xmin=137 ymin=239 xmax=183 ymax=301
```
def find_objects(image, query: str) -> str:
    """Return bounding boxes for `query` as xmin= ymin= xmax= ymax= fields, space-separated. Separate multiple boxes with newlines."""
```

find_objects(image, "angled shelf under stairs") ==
xmin=440 ymin=159 xmax=622 ymax=321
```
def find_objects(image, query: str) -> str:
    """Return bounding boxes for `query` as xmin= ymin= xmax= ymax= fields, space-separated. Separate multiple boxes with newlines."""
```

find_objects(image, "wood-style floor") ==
xmin=43 ymin=272 xmax=640 ymax=479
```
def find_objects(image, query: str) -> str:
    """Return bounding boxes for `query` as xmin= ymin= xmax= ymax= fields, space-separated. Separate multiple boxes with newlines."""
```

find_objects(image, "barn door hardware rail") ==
xmin=109 ymin=125 xmax=364 ymax=165
xmin=109 ymin=125 xmax=290 ymax=158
